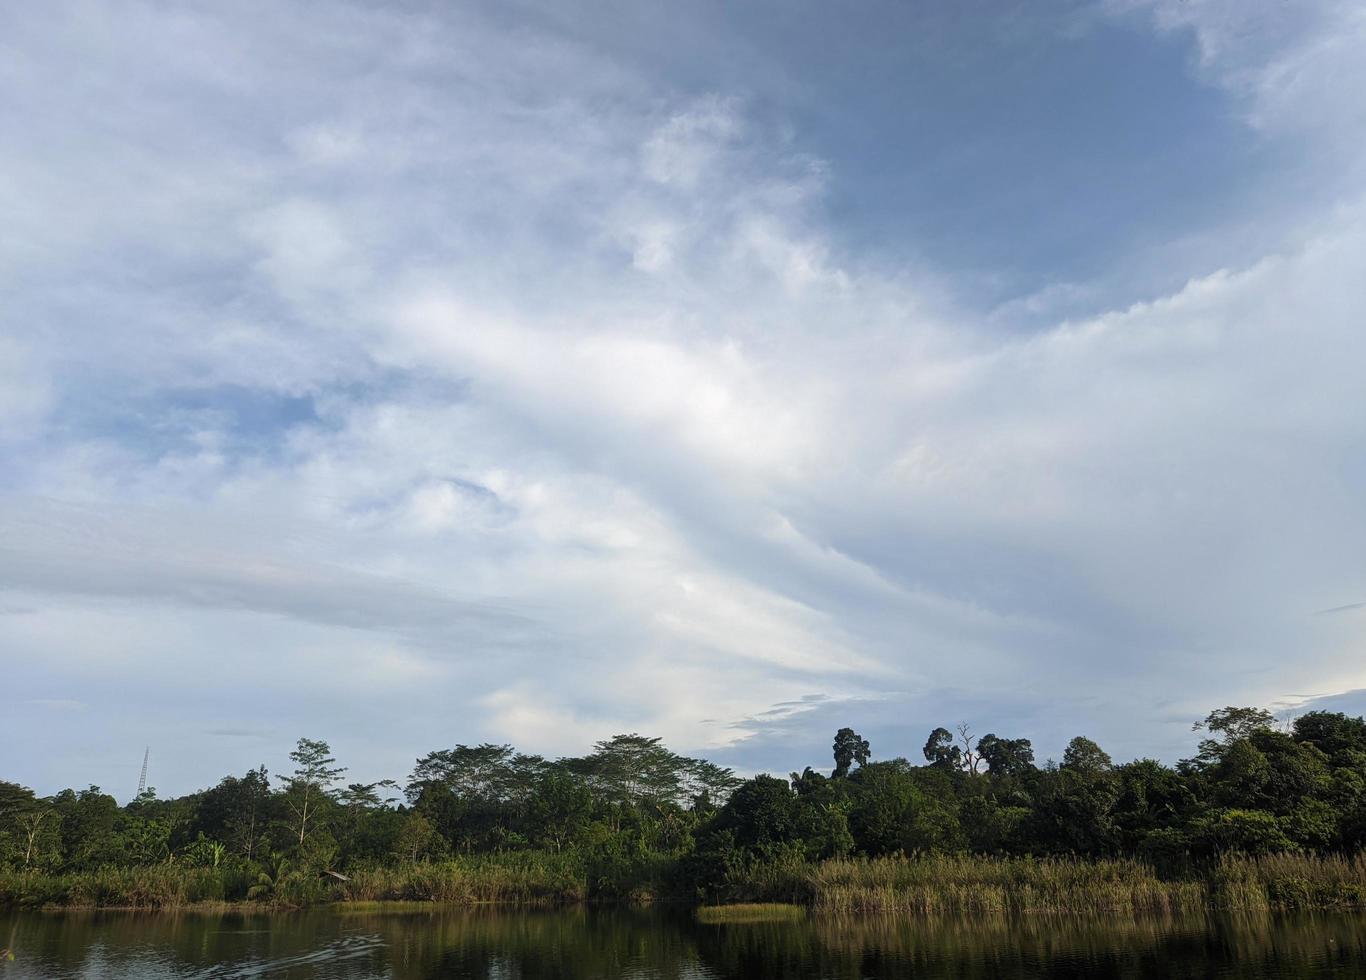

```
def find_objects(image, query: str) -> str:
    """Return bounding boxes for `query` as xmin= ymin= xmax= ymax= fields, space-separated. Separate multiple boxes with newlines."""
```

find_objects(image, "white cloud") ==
xmin=0 ymin=338 xmax=51 ymax=440
xmin=1 ymin=0 xmax=1364 ymax=794
xmin=641 ymin=97 xmax=743 ymax=188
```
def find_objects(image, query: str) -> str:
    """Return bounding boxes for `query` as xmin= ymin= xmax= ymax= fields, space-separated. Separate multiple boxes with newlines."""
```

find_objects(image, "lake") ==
xmin=4 ymin=905 xmax=1366 ymax=978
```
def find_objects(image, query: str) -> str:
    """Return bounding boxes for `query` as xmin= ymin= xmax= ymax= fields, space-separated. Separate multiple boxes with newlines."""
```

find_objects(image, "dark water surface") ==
xmin=5 ymin=906 xmax=1366 ymax=979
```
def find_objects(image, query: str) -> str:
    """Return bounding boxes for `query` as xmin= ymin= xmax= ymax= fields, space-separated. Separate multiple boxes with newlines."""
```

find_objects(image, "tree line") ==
xmin=5 ymin=706 xmax=1366 ymax=892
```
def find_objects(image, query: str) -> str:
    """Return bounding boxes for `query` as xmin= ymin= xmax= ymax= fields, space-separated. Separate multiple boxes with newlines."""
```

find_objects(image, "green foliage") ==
xmin=831 ymin=728 xmax=870 ymax=779
xmin=846 ymin=760 xmax=962 ymax=855
xmin=1062 ymin=736 xmax=1113 ymax=774
xmin=284 ymin=737 xmax=346 ymax=852
xmin=695 ymin=901 xmax=804 ymax=922
xmin=976 ymin=734 xmax=1035 ymax=777
xmin=12 ymin=708 xmax=1366 ymax=912
xmin=1191 ymin=809 xmax=1295 ymax=855
xmin=1193 ymin=706 xmax=1277 ymax=764
xmin=392 ymin=813 xmax=445 ymax=863
xmin=922 ymin=728 xmax=962 ymax=771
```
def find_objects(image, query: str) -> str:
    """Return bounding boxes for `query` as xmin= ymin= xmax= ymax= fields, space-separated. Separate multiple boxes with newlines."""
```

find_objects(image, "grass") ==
xmin=0 ymin=865 xmax=259 ymax=910
xmin=1208 ymin=852 xmax=1366 ymax=910
xmin=804 ymin=855 xmax=1206 ymax=913
xmin=696 ymin=902 xmax=805 ymax=923
xmin=714 ymin=851 xmax=1366 ymax=914
xmin=0 ymin=853 xmax=590 ymax=910
xmin=9 ymin=851 xmax=1366 ymax=912
xmin=338 ymin=852 xmax=589 ymax=905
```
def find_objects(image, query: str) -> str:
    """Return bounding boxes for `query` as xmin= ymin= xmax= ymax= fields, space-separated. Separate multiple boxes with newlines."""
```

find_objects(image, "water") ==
xmin=5 ymin=906 xmax=1366 ymax=979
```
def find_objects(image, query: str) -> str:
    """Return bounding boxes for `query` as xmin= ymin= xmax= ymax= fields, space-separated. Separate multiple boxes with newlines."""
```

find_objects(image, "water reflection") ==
xmin=4 ymin=905 xmax=1366 ymax=979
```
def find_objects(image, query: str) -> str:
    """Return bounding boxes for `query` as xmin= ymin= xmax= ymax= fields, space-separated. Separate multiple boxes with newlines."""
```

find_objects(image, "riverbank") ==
xmin=5 ymin=852 xmax=1366 ymax=912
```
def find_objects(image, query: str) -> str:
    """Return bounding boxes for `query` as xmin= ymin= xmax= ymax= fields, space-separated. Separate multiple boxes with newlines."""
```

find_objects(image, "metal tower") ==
xmin=137 ymin=747 xmax=149 ymax=798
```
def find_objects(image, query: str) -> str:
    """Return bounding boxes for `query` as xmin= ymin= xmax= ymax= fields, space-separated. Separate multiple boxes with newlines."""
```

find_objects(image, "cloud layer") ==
xmin=2 ymin=0 xmax=1364 ymax=797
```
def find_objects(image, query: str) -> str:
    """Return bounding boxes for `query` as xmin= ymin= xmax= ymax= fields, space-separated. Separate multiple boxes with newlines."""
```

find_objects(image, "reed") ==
xmin=797 ymin=855 xmax=1206 ymax=914
xmin=696 ymin=902 xmax=805 ymax=923
xmin=8 ymin=851 xmax=1366 ymax=912
xmin=338 ymin=853 xmax=589 ymax=905
xmin=1208 ymin=852 xmax=1366 ymax=909
xmin=0 ymin=865 xmax=256 ymax=909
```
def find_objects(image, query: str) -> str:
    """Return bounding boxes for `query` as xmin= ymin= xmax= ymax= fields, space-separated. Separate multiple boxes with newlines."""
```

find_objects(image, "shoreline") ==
xmin=8 ymin=851 xmax=1366 ymax=914
xmin=13 ymin=897 xmax=1366 ymax=915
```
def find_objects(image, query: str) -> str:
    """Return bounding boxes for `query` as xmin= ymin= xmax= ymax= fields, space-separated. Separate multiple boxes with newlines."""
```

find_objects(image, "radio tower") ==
xmin=137 ymin=747 xmax=149 ymax=799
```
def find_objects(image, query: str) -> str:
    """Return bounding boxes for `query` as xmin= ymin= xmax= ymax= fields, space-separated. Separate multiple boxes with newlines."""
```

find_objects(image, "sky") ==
xmin=3 ymin=0 xmax=1366 ymax=800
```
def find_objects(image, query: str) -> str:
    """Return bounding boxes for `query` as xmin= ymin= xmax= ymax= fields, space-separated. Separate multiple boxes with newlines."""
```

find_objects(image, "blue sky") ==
xmin=3 ymin=0 xmax=1366 ymax=798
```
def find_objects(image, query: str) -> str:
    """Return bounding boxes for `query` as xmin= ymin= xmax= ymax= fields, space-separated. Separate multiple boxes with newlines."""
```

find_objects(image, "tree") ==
xmin=1193 ymin=706 xmax=1276 ymax=764
xmin=286 ymin=738 xmax=346 ymax=850
xmin=207 ymin=766 xmax=272 ymax=860
xmin=1062 ymin=736 xmax=1113 ymax=775
xmin=832 ymin=728 xmax=871 ymax=779
xmin=711 ymin=775 xmax=806 ymax=856
xmin=923 ymin=728 xmax=963 ymax=771
xmin=334 ymin=779 xmax=398 ymax=860
xmin=1292 ymin=711 xmax=1366 ymax=760
xmin=392 ymin=813 xmax=443 ymax=863
xmin=1020 ymin=766 xmax=1119 ymax=854
xmin=407 ymin=744 xmax=532 ymax=804
xmin=233 ymin=766 xmax=272 ymax=860
xmin=580 ymin=734 xmax=691 ymax=807
xmin=958 ymin=796 xmax=1028 ymax=853
xmin=977 ymin=734 xmax=1035 ymax=777
xmin=1113 ymin=759 xmax=1194 ymax=851
xmin=681 ymin=761 xmax=742 ymax=813
xmin=18 ymin=806 xmax=60 ymax=871
xmin=527 ymin=772 xmax=593 ymax=852
xmin=53 ymin=786 xmax=118 ymax=870
xmin=0 ymin=783 xmax=61 ymax=872
xmin=407 ymin=744 xmax=544 ymax=851
xmin=790 ymin=766 xmax=828 ymax=797
xmin=1190 ymin=808 xmax=1293 ymax=856
xmin=957 ymin=724 xmax=983 ymax=775
xmin=847 ymin=760 xmax=962 ymax=855
xmin=337 ymin=780 xmax=398 ymax=810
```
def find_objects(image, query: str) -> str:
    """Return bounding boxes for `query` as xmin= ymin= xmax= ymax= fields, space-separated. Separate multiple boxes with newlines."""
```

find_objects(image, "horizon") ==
xmin=4 ymin=0 xmax=1366 ymax=799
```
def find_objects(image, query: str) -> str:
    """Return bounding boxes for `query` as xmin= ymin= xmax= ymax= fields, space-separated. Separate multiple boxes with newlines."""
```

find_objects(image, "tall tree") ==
xmin=286 ymin=738 xmax=346 ymax=849
xmin=527 ymin=772 xmax=593 ymax=852
xmin=407 ymin=744 xmax=545 ymax=812
xmin=1292 ymin=711 xmax=1366 ymax=759
xmin=577 ymin=734 xmax=692 ymax=807
xmin=0 ymin=782 xmax=60 ymax=872
xmin=923 ymin=728 xmax=963 ymax=771
xmin=53 ymin=786 xmax=118 ymax=870
xmin=956 ymin=724 xmax=983 ymax=775
xmin=681 ymin=760 xmax=743 ymax=812
xmin=977 ymin=734 xmax=1035 ymax=777
xmin=832 ymin=728 xmax=871 ymax=778
xmin=1062 ymin=736 xmax=1113 ymax=775
xmin=1192 ymin=706 xmax=1276 ymax=764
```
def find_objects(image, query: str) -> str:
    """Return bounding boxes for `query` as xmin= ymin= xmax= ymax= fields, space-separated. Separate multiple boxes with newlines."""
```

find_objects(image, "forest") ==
xmin=6 ymin=705 xmax=1366 ymax=909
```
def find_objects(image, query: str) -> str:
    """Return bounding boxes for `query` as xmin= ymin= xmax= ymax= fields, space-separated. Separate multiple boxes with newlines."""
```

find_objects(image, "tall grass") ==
xmin=696 ymin=902 xmax=805 ymax=923
xmin=0 ymin=865 xmax=257 ymax=909
xmin=1209 ymin=852 xmax=1366 ymax=909
xmin=0 ymin=853 xmax=594 ymax=910
xmin=339 ymin=853 xmax=589 ymax=905
xmin=716 ymin=852 xmax=1366 ymax=914
xmin=800 ymin=855 xmax=1206 ymax=914
xmin=8 ymin=851 xmax=1366 ymax=912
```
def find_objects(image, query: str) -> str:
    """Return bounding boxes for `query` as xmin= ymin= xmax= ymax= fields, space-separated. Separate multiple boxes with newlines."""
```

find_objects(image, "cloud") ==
xmin=1 ymin=0 xmax=1363 ymax=795
xmin=24 ymin=699 xmax=87 ymax=712
xmin=1110 ymin=0 xmax=1366 ymax=163
xmin=0 ymin=339 xmax=52 ymax=443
